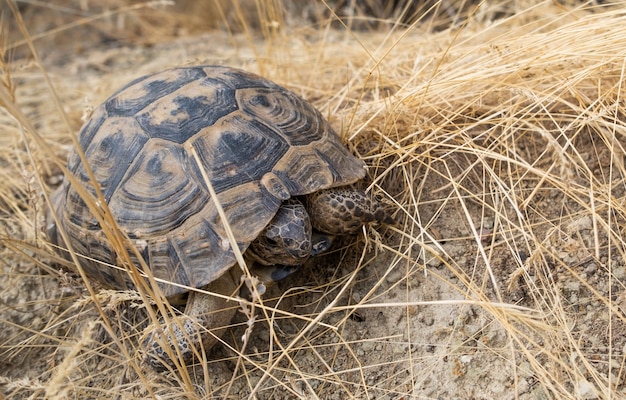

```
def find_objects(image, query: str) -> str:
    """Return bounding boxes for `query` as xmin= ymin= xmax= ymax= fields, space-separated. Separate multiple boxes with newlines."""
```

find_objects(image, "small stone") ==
xmin=385 ymin=268 xmax=404 ymax=284
xmin=584 ymin=263 xmax=597 ymax=275
xmin=460 ymin=355 xmax=472 ymax=364
xmin=482 ymin=217 xmax=494 ymax=229
xmin=613 ymin=266 xmax=626 ymax=280
xmin=577 ymin=380 xmax=597 ymax=399
xmin=565 ymin=280 xmax=580 ymax=291
xmin=424 ymin=248 xmax=445 ymax=268
xmin=566 ymin=216 xmax=592 ymax=233
xmin=417 ymin=312 xmax=435 ymax=326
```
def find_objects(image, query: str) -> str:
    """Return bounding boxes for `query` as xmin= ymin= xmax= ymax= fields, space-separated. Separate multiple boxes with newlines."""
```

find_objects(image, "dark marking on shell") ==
xmin=190 ymin=114 xmax=290 ymax=194
xmin=105 ymin=67 xmax=207 ymax=116
xmin=136 ymin=81 xmax=238 ymax=144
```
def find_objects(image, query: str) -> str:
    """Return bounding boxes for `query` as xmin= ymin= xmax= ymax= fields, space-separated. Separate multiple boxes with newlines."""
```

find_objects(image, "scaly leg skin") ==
xmin=305 ymin=187 xmax=393 ymax=236
xmin=144 ymin=268 xmax=240 ymax=370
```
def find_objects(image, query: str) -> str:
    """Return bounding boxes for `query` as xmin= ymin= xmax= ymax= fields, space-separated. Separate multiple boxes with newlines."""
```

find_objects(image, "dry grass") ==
xmin=2 ymin=0 xmax=626 ymax=399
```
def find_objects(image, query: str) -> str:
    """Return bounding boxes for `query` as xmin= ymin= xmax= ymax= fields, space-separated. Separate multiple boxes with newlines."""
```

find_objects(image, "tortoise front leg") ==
xmin=144 ymin=268 xmax=240 ymax=370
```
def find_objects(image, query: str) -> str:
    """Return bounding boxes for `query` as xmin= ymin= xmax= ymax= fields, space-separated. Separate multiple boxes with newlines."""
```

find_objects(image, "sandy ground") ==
xmin=2 ymin=2 xmax=626 ymax=399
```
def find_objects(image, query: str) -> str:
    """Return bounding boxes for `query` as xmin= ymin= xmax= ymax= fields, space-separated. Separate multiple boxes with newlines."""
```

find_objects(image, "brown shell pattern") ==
xmin=52 ymin=66 xmax=365 ymax=297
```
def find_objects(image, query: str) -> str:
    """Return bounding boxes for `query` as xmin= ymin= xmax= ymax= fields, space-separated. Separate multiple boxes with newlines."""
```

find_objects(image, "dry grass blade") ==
xmin=2 ymin=0 xmax=626 ymax=399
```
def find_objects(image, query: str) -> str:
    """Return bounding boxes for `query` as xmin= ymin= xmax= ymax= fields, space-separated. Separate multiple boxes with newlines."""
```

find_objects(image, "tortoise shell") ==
xmin=49 ymin=65 xmax=366 ymax=297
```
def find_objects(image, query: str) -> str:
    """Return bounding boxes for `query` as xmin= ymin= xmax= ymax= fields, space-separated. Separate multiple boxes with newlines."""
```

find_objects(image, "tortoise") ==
xmin=46 ymin=65 xmax=390 ymax=369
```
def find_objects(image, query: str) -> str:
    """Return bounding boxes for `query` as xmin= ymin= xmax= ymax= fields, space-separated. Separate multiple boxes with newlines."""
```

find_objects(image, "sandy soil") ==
xmin=2 ymin=2 xmax=626 ymax=399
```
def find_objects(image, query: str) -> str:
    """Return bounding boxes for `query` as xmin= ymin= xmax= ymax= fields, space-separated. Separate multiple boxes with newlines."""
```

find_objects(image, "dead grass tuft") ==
xmin=2 ymin=0 xmax=626 ymax=399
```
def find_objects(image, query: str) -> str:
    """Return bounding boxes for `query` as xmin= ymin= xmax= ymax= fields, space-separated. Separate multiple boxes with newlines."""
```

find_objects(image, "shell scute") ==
xmin=237 ymin=87 xmax=323 ymax=146
xmin=213 ymin=181 xmax=282 ymax=243
xmin=76 ymin=105 xmax=108 ymax=155
xmin=135 ymin=78 xmax=238 ymax=144
xmin=109 ymin=140 xmax=205 ymax=237
xmin=105 ymin=67 xmax=207 ymax=117
xmin=219 ymin=67 xmax=281 ymax=90
xmin=74 ymin=116 xmax=150 ymax=203
xmin=189 ymin=113 xmax=290 ymax=194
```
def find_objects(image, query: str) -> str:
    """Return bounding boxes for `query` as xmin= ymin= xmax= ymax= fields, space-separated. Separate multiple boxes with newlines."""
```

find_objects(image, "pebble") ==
xmin=577 ymin=380 xmax=597 ymax=399
xmin=584 ymin=263 xmax=598 ymax=275
xmin=613 ymin=266 xmax=626 ymax=280
xmin=385 ymin=268 xmax=404 ymax=284
xmin=566 ymin=216 xmax=592 ymax=233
